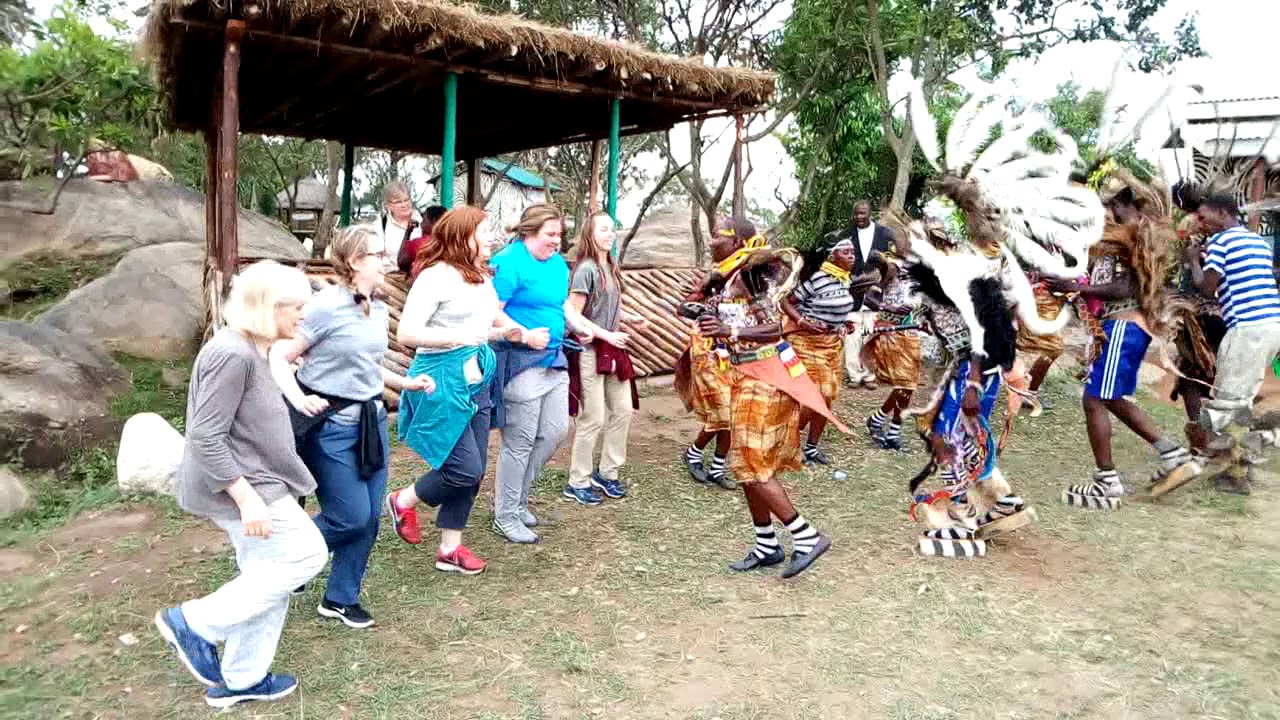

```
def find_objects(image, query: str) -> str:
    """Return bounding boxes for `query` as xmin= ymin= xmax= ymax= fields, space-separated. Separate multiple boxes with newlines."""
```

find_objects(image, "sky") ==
xmin=29 ymin=0 xmax=1280 ymax=224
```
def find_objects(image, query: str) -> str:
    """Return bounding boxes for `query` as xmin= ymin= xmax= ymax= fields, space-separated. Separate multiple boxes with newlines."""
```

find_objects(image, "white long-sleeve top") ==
xmin=400 ymin=262 xmax=500 ymax=354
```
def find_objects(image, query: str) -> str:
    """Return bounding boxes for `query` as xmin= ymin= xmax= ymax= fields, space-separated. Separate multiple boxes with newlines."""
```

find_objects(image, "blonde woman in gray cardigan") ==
xmin=153 ymin=261 xmax=327 ymax=710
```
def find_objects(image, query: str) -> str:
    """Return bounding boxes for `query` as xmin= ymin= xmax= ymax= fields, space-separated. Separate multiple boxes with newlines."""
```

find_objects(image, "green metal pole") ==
xmin=607 ymin=97 xmax=621 ymax=220
xmin=339 ymin=143 xmax=354 ymax=227
xmin=607 ymin=97 xmax=621 ymax=254
xmin=440 ymin=72 xmax=458 ymax=209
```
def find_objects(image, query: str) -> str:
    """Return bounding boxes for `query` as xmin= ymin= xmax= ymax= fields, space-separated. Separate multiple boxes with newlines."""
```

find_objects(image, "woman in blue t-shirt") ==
xmin=489 ymin=204 xmax=609 ymax=543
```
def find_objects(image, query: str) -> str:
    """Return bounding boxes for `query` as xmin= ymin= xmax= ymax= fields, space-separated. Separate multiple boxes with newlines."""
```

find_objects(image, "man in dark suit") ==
xmin=841 ymin=200 xmax=894 ymax=388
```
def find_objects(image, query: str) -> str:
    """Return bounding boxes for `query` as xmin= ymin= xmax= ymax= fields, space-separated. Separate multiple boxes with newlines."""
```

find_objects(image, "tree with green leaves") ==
xmin=0 ymin=2 xmax=158 ymax=211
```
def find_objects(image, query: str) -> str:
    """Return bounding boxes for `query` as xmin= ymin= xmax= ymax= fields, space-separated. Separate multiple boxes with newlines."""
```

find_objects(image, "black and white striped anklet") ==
xmin=918 ymin=535 xmax=987 ymax=558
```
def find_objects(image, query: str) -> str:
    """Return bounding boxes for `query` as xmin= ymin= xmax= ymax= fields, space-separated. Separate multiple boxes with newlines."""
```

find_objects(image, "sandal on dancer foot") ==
xmin=1149 ymin=457 xmax=1202 ymax=499
xmin=728 ymin=547 xmax=784 ymax=571
xmin=780 ymin=534 xmax=832 ymax=579
xmin=918 ymin=533 xmax=987 ymax=558
xmin=1063 ymin=478 xmax=1126 ymax=510
xmin=974 ymin=497 xmax=1033 ymax=540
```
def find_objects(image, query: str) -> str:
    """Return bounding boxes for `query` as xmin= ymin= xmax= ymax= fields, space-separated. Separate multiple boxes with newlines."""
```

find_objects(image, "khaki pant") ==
xmin=843 ymin=311 xmax=876 ymax=384
xmin=568 ymin=347 xmax=634 ymax=488
xmin=1202 ymin=322 xmax=1280 ymax=433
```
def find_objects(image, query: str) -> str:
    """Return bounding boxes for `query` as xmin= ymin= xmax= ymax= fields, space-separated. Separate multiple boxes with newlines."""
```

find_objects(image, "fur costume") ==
xmin=894 ymin=81 xmax=1107 ymax=556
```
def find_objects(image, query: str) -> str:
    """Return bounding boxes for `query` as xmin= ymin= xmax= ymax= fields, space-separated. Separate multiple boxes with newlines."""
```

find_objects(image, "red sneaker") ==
xmin=435 ymin=545 xmax=486 ymax=575
xmin=385 ymin=493 xmax=422 ymax=545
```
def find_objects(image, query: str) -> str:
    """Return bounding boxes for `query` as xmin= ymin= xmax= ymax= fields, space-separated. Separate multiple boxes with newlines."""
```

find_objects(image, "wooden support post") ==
xmin=466 ymin=158 xmax=483 ymax=206
xmin=340 ymin=143 xmax=355 ymax=226
xmin=587 ymin=139 xmax=603 ymax=212
xmin=732 ymin=114 xmax=745 ymax=218
xmin=440 ymin=72 xmax=459 ymax=208
xmin=1248 ymin=157 xmax=1265 ymax=233
xmin=214 ymin=20 xmax=244 ymax=320
xmin=203 ymin=129 xmax=219 ymax=334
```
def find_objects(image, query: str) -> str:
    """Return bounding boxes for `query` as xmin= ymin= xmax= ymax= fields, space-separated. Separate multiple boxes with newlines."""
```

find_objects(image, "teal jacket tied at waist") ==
xmin=399 ymin=344 xmax=496 ymax=469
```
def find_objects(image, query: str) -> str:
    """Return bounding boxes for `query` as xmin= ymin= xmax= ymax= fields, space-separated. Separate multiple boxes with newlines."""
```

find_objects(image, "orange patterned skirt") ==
xmin=1016 ymin=286 xmax=1065 ymax=359
xmin=864 ymin=327 xmax=922 ymax=390
xmin=728 ymin=368 xmax=802 ymax=483
xmin=687 ymin=337 xmax=732 ymax=431
xmin=786 ymin=331 xmax=843 ymax=406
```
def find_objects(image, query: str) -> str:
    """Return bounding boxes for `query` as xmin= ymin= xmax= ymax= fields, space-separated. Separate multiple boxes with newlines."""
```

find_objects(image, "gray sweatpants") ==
xmin=1202 ymin=322 xmax=1280 ymax=433
xmin=182 ymin=497 xmax=327 ymax=689
xmin=495 ymin=368 xmax=570 ymax=522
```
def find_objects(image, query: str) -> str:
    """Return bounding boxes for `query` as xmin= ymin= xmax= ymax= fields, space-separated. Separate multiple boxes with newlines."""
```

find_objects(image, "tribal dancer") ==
xmin=1049 ymin=169 xmax=1202 ymax=506
xmin=783 ymin=235 xmax=875 ymax=465
xmin=1014 ymin=273 xmax=1067 ymax=417
xmin=891 ymin=78 xmax=1104 ymax=557
xmin=676 ymin=223 xmax=759 ymax=491
xmin=863 ymin=241 xmax=924 ymax=450
xmin=1168 ymin=202 xmax=1226 ymax=458
xmin=677 ymin=216 xmax=846 ymax=577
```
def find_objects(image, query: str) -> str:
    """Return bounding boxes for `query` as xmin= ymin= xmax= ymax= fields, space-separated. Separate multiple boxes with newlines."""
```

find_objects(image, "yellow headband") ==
xmin=716 ymin=230 xmax=766 ymax=249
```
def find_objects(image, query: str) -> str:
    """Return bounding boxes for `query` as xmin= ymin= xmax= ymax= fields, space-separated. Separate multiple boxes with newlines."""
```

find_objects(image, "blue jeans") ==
xmin=300 ymin=418 xmax=389 ymax=606
xmin=413 ymin=406 xmax=492 ymax=530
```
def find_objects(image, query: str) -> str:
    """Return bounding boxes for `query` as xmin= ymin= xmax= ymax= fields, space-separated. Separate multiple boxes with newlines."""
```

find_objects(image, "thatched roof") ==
xmin=143 ymin=0 xmax=775 ymax=157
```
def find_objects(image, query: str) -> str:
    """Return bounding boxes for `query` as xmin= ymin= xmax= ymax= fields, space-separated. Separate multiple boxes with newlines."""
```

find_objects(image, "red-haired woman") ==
xmin=384 ymin=206 xmax=524 ymax=574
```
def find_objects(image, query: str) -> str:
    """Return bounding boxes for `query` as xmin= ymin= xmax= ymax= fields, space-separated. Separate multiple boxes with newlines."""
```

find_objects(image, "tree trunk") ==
xmin=690 ymin=196 xmax=705 ymax=268
xmin=314 ymin=140 xmax=342 ymax=258
xmin=889 ymin=135 xmax=916 ymax=211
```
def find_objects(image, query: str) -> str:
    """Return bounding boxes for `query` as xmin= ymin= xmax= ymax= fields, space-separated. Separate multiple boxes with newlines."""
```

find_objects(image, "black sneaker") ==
xmin=802 ymin=446 xmax=831 ymax=466
xmin=316 ymin=598 xmax=374 ymax=629
xmin=685 ymin=454 xmax=710 ymax=484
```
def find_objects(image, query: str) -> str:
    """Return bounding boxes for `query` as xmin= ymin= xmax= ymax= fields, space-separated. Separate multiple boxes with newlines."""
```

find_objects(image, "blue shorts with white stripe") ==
xmin=1085 ymin=319 xmax=1151 ymax=400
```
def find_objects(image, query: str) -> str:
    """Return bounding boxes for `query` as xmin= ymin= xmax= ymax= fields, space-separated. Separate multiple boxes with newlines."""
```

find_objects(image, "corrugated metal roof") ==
xmin=1188 ymin=95 xmax=1280 ymax=105
xmin=482 ymin=159 xmax=560 ymax=190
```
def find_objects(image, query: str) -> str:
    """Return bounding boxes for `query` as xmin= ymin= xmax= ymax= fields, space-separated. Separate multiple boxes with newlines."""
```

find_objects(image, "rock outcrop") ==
xmin=37 ymin=243 xmax=205 ymax=359
xmin=0 ymin=321 xmax=131 ymax=469
xmin=0 ymin=179 xmax=306 ymax=263
xmin=620 ymin=205 xmax=701 ymax=268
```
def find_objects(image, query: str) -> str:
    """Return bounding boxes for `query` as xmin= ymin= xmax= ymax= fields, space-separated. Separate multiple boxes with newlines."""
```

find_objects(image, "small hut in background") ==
xmin=275 ymin=177 xmax=335 ymax=240
xmin=430 ymin=159 xmax=558 ymax=231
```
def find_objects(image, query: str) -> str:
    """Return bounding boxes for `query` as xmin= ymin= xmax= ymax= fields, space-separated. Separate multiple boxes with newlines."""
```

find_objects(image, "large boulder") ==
xmin=0 ymin=467 xmax=32 ymax=519
xmin=0 ymin=321 xmax=131 ymax=469
xmin=116 ymin=413 xmax=185 ymax=497
xmin=37 ymin=243 xmax=204 ymax=359
xmin=621 ymin=205 xmax=700 ymax=268
xmin=0 ymin=179 xmax=306 ymax=264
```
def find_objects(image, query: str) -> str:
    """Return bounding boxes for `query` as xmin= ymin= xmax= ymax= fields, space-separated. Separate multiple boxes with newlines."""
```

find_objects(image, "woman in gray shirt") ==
xmin=153 ymin=261 xmax=327 ymax=709
xmin=270 ymin=226 xmax=433 ymax=630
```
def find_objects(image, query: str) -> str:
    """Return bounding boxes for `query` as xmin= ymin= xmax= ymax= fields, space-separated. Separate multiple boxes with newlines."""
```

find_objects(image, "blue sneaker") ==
xmin=205 ymin=673 xmax=298 ymax=709
xmin=153 ymin=607 xmax=223 ymax=687
xmin=590 ymin=472 xmax=627 ymax=499
xmin=561 ymin=484 xmax=604 ymax=506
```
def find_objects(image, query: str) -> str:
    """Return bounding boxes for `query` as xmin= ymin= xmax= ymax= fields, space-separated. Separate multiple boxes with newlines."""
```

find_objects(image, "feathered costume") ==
xmin=891 ymin=80 xmax=1105 ymax=558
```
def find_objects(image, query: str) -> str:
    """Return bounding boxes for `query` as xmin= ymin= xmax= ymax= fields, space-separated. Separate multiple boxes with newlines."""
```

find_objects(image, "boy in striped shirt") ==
xmin=1187 ymin=193 xmax=1280 ymax=494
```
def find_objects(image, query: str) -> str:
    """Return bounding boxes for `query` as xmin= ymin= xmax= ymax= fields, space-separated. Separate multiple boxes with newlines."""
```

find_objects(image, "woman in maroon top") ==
xmin=399 ymin=205 xmax=447 ymax=281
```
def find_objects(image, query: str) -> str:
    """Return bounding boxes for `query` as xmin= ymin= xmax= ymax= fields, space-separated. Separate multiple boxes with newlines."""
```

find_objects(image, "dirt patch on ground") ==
xmin=0 ymin=506 xmax=227 ymax=667
xmin=45 ymin=507 xmax=158 ymax=547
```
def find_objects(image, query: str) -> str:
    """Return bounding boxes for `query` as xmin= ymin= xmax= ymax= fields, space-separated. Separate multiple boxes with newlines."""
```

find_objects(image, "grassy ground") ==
xmin=1 ymin=375 xmax=1278 ymax=719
